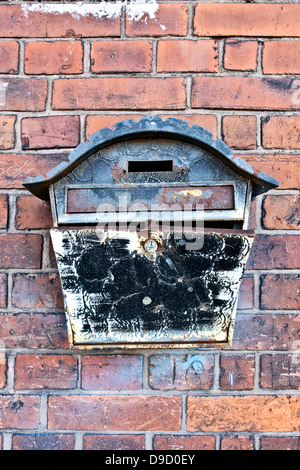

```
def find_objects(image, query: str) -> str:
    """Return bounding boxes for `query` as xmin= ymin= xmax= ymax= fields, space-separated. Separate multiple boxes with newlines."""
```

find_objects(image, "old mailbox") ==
xmin=23 ymin=117 xmax=279 ymax=349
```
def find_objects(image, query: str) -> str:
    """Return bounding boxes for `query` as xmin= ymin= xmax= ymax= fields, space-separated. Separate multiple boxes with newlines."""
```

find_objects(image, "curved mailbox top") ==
xmin=23 ymin=116 xmax=279 ymax=201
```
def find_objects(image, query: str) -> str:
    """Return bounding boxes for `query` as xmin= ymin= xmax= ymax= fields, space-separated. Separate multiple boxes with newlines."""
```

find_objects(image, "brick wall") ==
xmin=0 ymin=1 xmax=299 ymax=451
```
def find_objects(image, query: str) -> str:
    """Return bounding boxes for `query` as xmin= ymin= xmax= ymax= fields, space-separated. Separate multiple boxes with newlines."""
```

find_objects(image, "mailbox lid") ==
xmin=51 ymin=228 xmax=254 ymax=348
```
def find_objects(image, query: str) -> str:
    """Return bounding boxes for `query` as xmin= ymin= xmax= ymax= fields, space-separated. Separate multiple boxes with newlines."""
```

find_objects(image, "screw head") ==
xmin=144 ymin=239 xmax=158 ymax=253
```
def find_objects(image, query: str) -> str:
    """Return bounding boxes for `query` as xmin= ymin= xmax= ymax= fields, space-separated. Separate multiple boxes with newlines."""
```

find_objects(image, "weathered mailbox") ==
xmin=23 ymin=117 xmax=278 ymax=349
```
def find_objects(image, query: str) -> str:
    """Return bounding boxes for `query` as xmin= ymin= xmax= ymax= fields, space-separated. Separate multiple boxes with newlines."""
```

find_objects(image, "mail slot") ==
xmin=23 ymin=117 xmax=279 ymax=349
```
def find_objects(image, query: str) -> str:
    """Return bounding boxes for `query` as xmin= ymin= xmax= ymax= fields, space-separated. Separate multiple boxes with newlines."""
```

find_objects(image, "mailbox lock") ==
xmin=144 ymin=239 xmax=159 ymax=253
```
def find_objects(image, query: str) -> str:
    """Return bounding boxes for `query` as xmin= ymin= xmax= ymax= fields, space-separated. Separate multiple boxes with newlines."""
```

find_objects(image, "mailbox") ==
xmin=23 ymin=117 xmax=279 ymax=349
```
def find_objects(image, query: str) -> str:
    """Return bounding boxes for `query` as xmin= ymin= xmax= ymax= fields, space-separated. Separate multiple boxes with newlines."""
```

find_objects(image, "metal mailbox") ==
xmin=23 ymin=117 xmax=279 ymax=349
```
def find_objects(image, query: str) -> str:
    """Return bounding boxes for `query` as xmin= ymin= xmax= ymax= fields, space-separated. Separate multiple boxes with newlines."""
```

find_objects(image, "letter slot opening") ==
xmin=128 ymin=160 xmax=173 ymax=172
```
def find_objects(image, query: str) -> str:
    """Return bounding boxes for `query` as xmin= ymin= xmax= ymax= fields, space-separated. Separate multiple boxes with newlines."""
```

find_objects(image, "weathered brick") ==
xmin=12 ymin=433 xmax=74 ymax=451
xmin=260 ymin=274 xmax=300 ymax=311
xmin=81 ymin=355 xmax=142 ymax=390
xmin=0 ymin=395 xmax=39 ymax=429
xmin=12 ymin=273 xmax=63 ymax=310
xmin=232 ymin=314 xmax=300 ymax=351
xmin=221 ymin=436 xmax=254 ymax=451
xmin=262 ymin=116 xmax=300 ymax=149
xmin=52 ymin=77 xmax=186 ymax=110
xmin=0 ymin=41 xmax=18 ymax=73
xmin=237 ymin=276 xmax=254 ymax=310
xmin=220 ymin=354 xmax=255 ymax=391
xmin=0 ymin=312 xmax=68 ymax=349
xmin=194 ymin=4 xmax=300 ymax=37
xmin=85 ymin=114 xmax=217 ymax=140
xmin=0 ymin=78 xmax=47 ymax=111
xmin=261 ymin=437 xmax=300 ymax=451
xmin=83 ymin=434 xmax=145 ymax=451
xmin=0 ymin=354 xmax=6 ymax=389
xmin=0 ymin=115 xmax=15 ymax=150
xmin=15 ymin=355 xmax=78 ymax=390
xmin=48 ymin=395 xmax=181 ymax=431
xmin=0 ymin=234 xmax=42 ymax=269
xmin=149 ymin=354 xmax=214 ymax=390
xmin=187 ymin=396 xmax=300 ymax=432
xmin=0 ymin=4 xmax=121 ymax=38
xmin=192 ymin=77 xmax=300 ymax=111
xmin=0 ymin=195 xmax=8 ymax=229
xmin=262 ymin=195 xmax=300 ymax=230
xmin=0 ymin=274 xmax=7 ymax=309
xmin=263 ymin=40 xmax=300 ymax=75
xmin=247 ymin=235 xmax=300 ymax=270
xmin=126 ymin=4 xmax=188 ymax=37
xmin=239 ymin=155 xmax=300 ymax=190
xmin=224 ymin=40 xmax=257 ymax=71
xmin=154 ymin=435 xmax=215 ymax=451
xmin=260 ymin=354 xmax=300 ymax=390
xmin=25 ymin=40 xmax=83 ymax=75
xmin=222 ymin=115 xmax=256 ymax=149
xmin=21 ymin=116 xmax=80 ymax=150
xmin=157 ymin=39 xmax=218 ymax=72
xmin=0 ymin=153 xmax=68 ymax=189
xmin=91 ymin=40 xmax=152 ymax=73
xmin=16 ymin=196 xmax=52 ymax=230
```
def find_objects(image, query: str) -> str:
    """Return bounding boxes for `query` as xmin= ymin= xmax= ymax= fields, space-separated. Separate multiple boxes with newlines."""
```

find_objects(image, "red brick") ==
xmin=12 ymin=273 xmax=64 ymax=310
xmin=260 ymin=354 xmax=300 ymax=390
xmin=224 ymin=40 xmax=257 ymax=71
xmin=192 ymin=77 xmax=300 ymax=111
xmin=0 ymin=78 xmax=47 ymax=111
xmin=0 ymin=4 xmax=120 ymax=38
xmin=0 ymin=153 xmax=68 ymax=189
xmin=262 ymin=195 xmax=300 ymax=230
xmin=232 ymin=314 xmax=300 ymax=351
xmin=91 ymin=40 xmax=152 ymax=73
xmin=0 ymin=234 xmax=42 ymax=269
xmin=126 ymin=4 xmax=188 ymax=37
xmin=149 ymin=354 xmax=214 ymax=390
xmin=81 ymin=355 xmax=142 ymax=390
xmin=48 ymin=395 xmax=181 ymax=431
xmin=0 ymin=274 xmax=7 ymax=309
xmin=237 ymin=276 xmax=254 ymax=310
xmin=260 ymin=274 xmax=300 ymax=311
xmin=187 ymin=396 xmax=300 ymax=432
xmin=0 ymin=312 xmax=68 ymax=349
xmin=239 ymin=154 xmax=300 ymax=190
xmin=0 ymin=195 xmax=8 ymax=229
xmin=221 ymin=436 xmax=254 ymax=451
xmin=194 ymin=4 xmax=300 ymax=37
xmin=262 ymin=116 xmax=300 ymax=149
xmin=52 ymin=77 xmax=186 ymax=110
xmin=157 ymin=40 xmax=218 ymax=72
xmin=25 ymin=40 xmax=83 ymax=75
xmin=0 ymin=395 xmax=39 ymax=429
xmin=261 ymin=437 xmax=300 ymax=451
xmin=247 ymin=235 xmax=300 ymax=270
xmin=263 ymin=40 xmax=300 ymax=75
xmin=86 ymin=114 xmax=217 ymax=140
xmin=0 ymin=354 xmax=6 ymax=389
xmin=16 ymin=196 xmax=52 ymax=230
xmin=15 ymin=354 xmax=77 ymax=390
xmin=0 ymin=115 xmax=15 ymax=150
xmin=0 ymin=41 xmax=18 ymax=73
xmin=12 ymin=433 xmax=74 ymax=451
xmin=154 ymin=435 xmax=215 ymax=451
xmin=21 ymin=116 xmax=80 ymax=150
xmin=220 ymin=354 xmax=255 ymax=391
xmin=84 ymin=434 xmax=145 ymax=450
xmin=222 ymin=115 xmax=256 ymax=149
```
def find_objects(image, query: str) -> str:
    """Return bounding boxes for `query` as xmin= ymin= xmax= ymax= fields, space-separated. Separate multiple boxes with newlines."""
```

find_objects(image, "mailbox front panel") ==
xmin=51 ymin=228 xmax=253 ymax=348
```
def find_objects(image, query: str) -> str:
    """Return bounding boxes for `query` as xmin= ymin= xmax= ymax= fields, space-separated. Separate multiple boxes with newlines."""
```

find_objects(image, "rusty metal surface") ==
xmin=51 ymin=228 xmax=254 ymax=349
xmin=66 ymin=185 xmax=235 ymax=213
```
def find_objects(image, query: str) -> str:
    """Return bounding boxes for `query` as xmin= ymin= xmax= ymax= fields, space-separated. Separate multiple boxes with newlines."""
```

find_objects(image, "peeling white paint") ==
xmin=0 ymin=82 xmax=8 ymax=107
